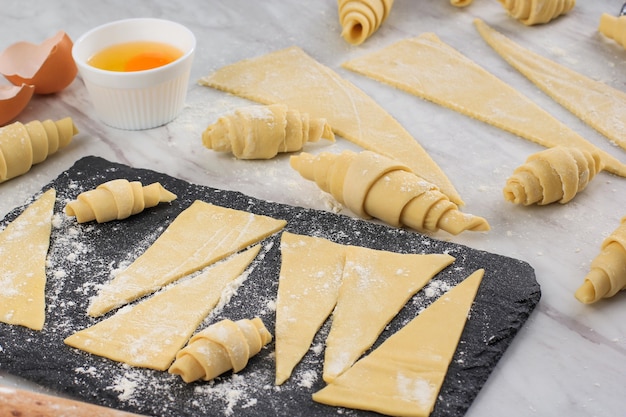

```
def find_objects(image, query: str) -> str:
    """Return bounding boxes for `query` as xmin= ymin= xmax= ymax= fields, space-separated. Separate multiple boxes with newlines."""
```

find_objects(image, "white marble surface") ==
xmin=1 ymin=0 xmax=626 ymax=416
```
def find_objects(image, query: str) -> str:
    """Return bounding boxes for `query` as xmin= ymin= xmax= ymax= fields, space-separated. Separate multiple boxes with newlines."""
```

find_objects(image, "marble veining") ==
xmin=1 ymin=1 xmax=626 ymax=416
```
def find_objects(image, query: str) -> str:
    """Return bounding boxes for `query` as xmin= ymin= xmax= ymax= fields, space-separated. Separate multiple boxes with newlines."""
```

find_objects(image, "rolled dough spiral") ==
xmin=498 ymin=0 xmax=576 ymax=25
xmin=503 ymin=146 xmax=602 ymax=206
xmin=576 ymin=217 xmax=626 ymax=304
xmin=599 ymin=14 xmax=626 ymax=50
xmin=202 ymin=104 xmax=334 ymax=159
xmin=65 ymin=179 xmax=177 ymax=223
xmin=169 ymin=318 xmax=272 ymax=383
xmin=0 ymin=117 xmax=78 ymax=183
xmin=290 ymin=150 xmax=489 ymax=235
xmin=337 ymin=0 xmax=394 ymax=45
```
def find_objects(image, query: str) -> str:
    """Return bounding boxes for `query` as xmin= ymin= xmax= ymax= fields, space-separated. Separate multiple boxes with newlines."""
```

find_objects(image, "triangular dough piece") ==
xmin=474 ymin=19 xmax=626 ymax=153
xmin=323 ymin=246 xmax=455 ymax=383
xmin=200 ymin=46 xmax=464 ymax=206
xmin=65 ymin=245 xmax=261 ymax=371
xmin=0 ymin=188 xmax=55 ymax=331
xmin=275 ymin=232 xmax=347 ymax=385
xmin=342 ymin=33 xmax=626 ymax=178
xmin=312 ymin=269 xmax=484 ymax=417
xmin=88 ymin=201 xmax=286 ymax=317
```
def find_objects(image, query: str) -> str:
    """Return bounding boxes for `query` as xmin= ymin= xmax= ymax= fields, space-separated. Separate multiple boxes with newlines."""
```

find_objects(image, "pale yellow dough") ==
xmin=0 ymin=189 xmax=55 ymax=330
xmin=475 ymin=19 xmax=626 ymax=163
xmin=312 ymin=269 xmax=485 ymax=417
xmin=87 ymin=201 xmax=286 ymax=317
xmin=65 ymin=246 xmax=261 ymax=371
xmin=337 ymin=0 xmax=394 ymax=45
xmin=599 ymin=14 xmax=626 ymax=50
xmin=202 ymin=104 xmax=334 ymax=159
xmin=274 ymin=232 xmax=455 ymax=385
xmin=65 ymin=179 xmax=177 ymax=223
xmin=0 ymin=118 xmax=78 ymax=183
xmin=342 ymin=31 xmax=626 ymax=178
xmin=503 ymin=146 xmax=602 ymax=205
xmin=451 ymin=0 xmax=473 ymax=7
xmin=199 ymin=46 xmax=463 ymax=206
xmin=575 ymin=217 xmax=626 ymax=304
xmin=169 ymin=317 xmax=272 ymax=382
xmin=290 ymin=150 xmax=489 ymax=235
xmin=498 ymin=0 xmax=575 ymax=25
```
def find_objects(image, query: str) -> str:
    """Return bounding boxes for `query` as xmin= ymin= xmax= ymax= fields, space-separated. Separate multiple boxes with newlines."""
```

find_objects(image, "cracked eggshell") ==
xmin=0 ymin=83 xmax=34 ymax=125
xmin=0 ymin=31 xmax=78 ymax=94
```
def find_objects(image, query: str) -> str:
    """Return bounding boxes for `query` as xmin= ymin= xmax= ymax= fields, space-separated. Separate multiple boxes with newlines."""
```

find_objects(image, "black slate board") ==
xmin=0 ymin=156 xmax=540 ymax=417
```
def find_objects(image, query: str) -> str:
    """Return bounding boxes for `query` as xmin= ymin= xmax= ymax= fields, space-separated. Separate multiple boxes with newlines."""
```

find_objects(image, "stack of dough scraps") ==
xmin=498 ymin=0 xmax=575 ymax=25
xmin=474 ymin=19 xmax=626 ymax=164
xmin=599 ymin=13 xmax=626 ymax=49
xmin=199 ymin=45 xmax=464 ymax=206
xmin=65 ymin=179 xmax=177 ymax=223
xmin=202 ymin=104 xmax=334 ymax=159
xmin=341 ymin=31 xmax=626 ymax=178
xmin=290 ymin=150 xmax=489 ymax=235
xmin=503 ymin=146 xmax=603 ymax=205
xmin=0 ymin=189 xmax=56 ymax=331
xmin=337 ymin=0 xmax=394 ymax=45
xmin=0 ymin=117 xmax=78 ymax=183
xmin=575 ymin=217 xmax=626 ymax=304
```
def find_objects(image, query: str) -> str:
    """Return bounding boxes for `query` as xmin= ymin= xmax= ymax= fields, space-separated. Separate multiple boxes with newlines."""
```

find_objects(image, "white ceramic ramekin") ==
xmin=72 ymin=18 xmax=196 ymax=130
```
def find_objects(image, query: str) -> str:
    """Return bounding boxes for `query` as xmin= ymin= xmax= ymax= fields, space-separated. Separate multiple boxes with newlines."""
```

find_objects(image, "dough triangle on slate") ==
xmin=342 ymin=33 xmax=626 ymax=178
xmin=313 ymin=269 xmax=484 ymax=417
xmin=0 ymin=188 xmax=55 ymax=331
xmin=322 ymin=246 xmax=455 ymax=383
xmin=88 ymin=201 xmax=286 ymax=317
xmin=474 ymin=18 xmax=626 ymax=154
xmin=200 ymin=46 xmax=464 ymax=206
xmin=274 ymin=232 xmax=347 ymax=385
xmin=65 ymin=245 xmax=261 ymax=371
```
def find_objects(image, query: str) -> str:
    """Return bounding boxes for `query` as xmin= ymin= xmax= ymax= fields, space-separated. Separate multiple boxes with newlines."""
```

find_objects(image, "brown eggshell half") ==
xmin=0 ymin=31 xmax=78 ymax=94
xmin=0 ymin=83 xmax=35 ymax=126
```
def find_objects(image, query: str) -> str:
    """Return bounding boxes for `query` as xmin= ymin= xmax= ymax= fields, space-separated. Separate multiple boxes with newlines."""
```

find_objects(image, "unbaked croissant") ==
xmin=599 ymin=14 xmax=626 ymax=50
xmin=450 ymin=0 xmax=473 ymax=7
xmin=498 ymin=0 xmax=575 ymax=25
xmin=202 ymin=104 xmax=334 ymax=159
xmin=0 ymin=117 xmax=78 ymax=183
xmin=503 ymin=146 xmax=602 ymax=205
xmin=290 ymin=150 xmax=489 ymax=235
xmin=576 ymin=217 xmax=626 ymax=304
xmin=169 ymin=318 xmax=272 ymax=383
xmin=337 ymin=0 xmax=394 ymax=45
xmin=65 ymin=179 xmax=177 ymax=223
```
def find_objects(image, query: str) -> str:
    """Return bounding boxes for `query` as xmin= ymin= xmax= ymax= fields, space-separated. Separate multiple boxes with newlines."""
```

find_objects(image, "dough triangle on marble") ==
xmin=322 ymin=246 xmax=455 ymax=383
xmin=87 ymin=201 xmax=286 ymax=317
xmin=65 ymin=245 xmax=261 ymax=371
xmin=0 ymin=188 xmax=55 ymax=331
xmin=312 ymin=268 xmax=484 ymax=417
xmin=474 ymin=19 xmax=626 ymax=154
xmin=200 ymin=46 xmax=464 ymax=206
xmin=342 ymin=33 xmax=626 ymax=178
xmin=274 ymin=232 xmax=348 ymax=385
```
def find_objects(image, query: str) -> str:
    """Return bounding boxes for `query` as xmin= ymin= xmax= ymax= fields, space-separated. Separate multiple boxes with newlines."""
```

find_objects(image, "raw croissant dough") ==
xmin=475 ymin=19 xmax=626 ymax=159
xmin=290 ymin=150 xmax=489 ymax=235
xmin=87 ymin=201 xmax=286 ymax=317
xmin=65 ymin=246 xmax=261 ymax=371
xmin=337 ymin=0 xmax=394 ymax=45
xmin=65 ymin=179 xmax=177 ymax=223
xmin=342 ymin=31 xmax=626 ymax=178
xmin=599 ymin=14 xmax=626 ymax=50
xmin=313 ymin=269 xmax=485 ymax=417
xmin=0 ymin=117 xmax=78 ymax=183
xmin=0 ymin=189 xmax=55 ymax=330
xmin=169 ymin=317 xmax=272 ymax=382
xmin=498 ymin=0 xmax=575 ymax=25
xmin=200 ymin=46 xmax=463 ymax=206
xmin=503 ymin=146 xmax=602 ymax=205
xmin=202 ymin=104 xmax=334 ymax=159
xmin=575 ymin=218 xmax=626 ymax=304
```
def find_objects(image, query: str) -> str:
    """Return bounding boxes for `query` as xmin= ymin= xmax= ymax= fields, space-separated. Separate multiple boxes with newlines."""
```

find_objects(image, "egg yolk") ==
xmin=88 ymin=41 xmax=184 ymax=72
